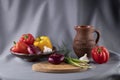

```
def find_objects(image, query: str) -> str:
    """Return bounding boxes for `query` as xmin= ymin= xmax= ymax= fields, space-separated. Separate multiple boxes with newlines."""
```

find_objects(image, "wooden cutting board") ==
xmin=32 ymin=61 xmax=88 ymax=73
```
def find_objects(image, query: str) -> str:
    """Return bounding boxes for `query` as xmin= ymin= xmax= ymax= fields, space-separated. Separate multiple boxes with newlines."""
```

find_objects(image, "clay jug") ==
xmin=73 ymin=25 xmax=100 ymax=58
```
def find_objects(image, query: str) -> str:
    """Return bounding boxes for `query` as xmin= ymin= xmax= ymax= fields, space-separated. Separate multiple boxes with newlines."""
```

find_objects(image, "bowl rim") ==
xmin=10 ymin=46 xmax=56 ymax=56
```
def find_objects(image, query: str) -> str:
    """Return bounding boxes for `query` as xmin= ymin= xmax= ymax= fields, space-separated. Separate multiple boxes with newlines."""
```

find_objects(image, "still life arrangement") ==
xmin=10 ymin=25 xmax=110 ymax=73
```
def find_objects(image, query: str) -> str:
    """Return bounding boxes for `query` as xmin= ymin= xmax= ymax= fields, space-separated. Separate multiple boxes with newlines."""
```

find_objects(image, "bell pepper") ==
xmin=11 ymin=41 xmax=29 ymax=54
xmin=91 ymin=46 xmax=109 ymax=64
xmin=19 ymin=33 xmax=35 ymax=45
xmin=33 ymin=36 xmax=53 ymax=51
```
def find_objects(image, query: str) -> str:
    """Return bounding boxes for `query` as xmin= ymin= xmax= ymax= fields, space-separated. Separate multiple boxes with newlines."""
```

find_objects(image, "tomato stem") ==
xmin=24 ymin=35 xmax=28 ymax=39
xmin=39 ymin=37 xmax=42 ymax=41
xmin=13 ymin=41 xmax=16 ymax=45
xmin=97 ymin=48 xmax=102 ymax=53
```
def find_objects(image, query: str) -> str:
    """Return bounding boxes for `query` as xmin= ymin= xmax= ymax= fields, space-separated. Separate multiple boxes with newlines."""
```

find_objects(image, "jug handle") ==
xmin=94 ymin=30 xmax=100 ymax=44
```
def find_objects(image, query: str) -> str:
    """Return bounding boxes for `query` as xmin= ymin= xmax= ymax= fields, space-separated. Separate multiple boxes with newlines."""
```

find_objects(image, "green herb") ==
xmin=57 ymin=42 xmax=90 ymax=68
xmin=71 ymin=58 xmax=88 ymax=63
xmin=64 ymin=57 xmax=81 ymax=67
xmin=57 ymin=41 xmax=71 ymax=57
xmin=64 ymin=57 xmax=89 ymax=68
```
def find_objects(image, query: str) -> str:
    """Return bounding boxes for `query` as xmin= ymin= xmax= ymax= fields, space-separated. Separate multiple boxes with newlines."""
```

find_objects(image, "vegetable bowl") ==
xmin=10 ymin=33 xmax=55 ymax=62
xmin=10 ymin=46 xmax=56 ymax=62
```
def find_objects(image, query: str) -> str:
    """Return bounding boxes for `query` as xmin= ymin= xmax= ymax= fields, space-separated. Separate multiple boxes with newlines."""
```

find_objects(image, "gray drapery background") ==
xmin=0 ymin=0 xmax=120 ymax=80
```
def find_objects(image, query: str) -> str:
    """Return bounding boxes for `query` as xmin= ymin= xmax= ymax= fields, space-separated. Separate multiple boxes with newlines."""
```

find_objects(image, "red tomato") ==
xmin=91 ymin=46 xmax=109 ymax=64
xmin=19 ymin=33 xmax=35 ymax=45
xmin=11 ymin=41 xmax=28 ymax=54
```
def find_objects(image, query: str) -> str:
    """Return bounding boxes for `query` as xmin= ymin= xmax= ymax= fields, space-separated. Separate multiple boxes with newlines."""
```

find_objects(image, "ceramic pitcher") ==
xmin=73 ymin=25 xmax=100 ymax=58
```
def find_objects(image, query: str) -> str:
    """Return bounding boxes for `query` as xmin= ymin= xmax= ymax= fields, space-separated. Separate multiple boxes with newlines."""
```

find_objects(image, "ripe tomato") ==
xmin=11 ymin=41 xmax=28 ymax=54
xmin=91 ymin=46 xmax=109 ymax=64
xmin=19 ymin=33 xmax=35 ymax=45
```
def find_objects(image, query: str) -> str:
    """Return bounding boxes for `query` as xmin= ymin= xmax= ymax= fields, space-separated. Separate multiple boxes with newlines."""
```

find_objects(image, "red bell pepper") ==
xmin=11 ymin=41 xmax=28 ymax=54
xmin=19 ymin=33 xmax=35 ymax=45
xmin=91 ymin=46 xmax=109 ymax=64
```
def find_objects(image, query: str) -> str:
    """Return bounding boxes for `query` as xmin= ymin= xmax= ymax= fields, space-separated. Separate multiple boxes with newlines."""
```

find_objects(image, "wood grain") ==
xmin=32 ymin=61 xmax=88 ymax=73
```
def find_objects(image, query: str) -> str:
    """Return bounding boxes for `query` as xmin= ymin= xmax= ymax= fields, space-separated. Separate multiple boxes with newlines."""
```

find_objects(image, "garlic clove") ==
xmin=43 ymin=46 xmax=52 ymax=54
xmin=79 ymin=54 xmax=89 ymax=62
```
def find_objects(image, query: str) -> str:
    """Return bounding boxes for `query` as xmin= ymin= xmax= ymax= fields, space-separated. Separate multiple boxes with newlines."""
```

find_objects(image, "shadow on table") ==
xmin=80 ymin=74 xmax=120 ymax=80
xmin=106 ymin=74 xmax=120 ymax=80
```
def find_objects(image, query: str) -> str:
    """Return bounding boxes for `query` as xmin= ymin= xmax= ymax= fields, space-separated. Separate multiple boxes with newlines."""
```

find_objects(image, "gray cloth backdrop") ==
xmin=0 ymin=0 xmax=120 ymax=80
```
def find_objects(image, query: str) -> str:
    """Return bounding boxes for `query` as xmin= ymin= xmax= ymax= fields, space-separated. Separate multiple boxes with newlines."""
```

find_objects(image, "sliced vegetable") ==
xmin=27 ymin=45 xmax=41 ymax=55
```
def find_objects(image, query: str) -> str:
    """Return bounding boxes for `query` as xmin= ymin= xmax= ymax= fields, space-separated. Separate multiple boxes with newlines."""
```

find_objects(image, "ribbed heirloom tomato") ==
xmin=91 ymin=46 xmax=109 ymax=64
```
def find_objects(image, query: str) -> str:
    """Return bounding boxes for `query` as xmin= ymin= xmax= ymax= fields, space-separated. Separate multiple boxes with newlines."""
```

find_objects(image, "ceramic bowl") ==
xmin=10 ymin=46 xmax=56 ymax=62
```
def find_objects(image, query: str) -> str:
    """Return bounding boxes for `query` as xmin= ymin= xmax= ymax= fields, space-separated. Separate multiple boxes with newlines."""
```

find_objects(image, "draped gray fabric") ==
xmin=0 ymin=0 xmax=120 ymax=80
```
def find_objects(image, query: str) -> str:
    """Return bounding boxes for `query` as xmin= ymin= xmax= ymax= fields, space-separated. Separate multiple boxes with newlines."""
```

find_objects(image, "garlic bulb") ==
xmin=79 ymin=54 xmax=89 ymax=62
xmin=43 ymin=46 xmax=52 ymax=54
